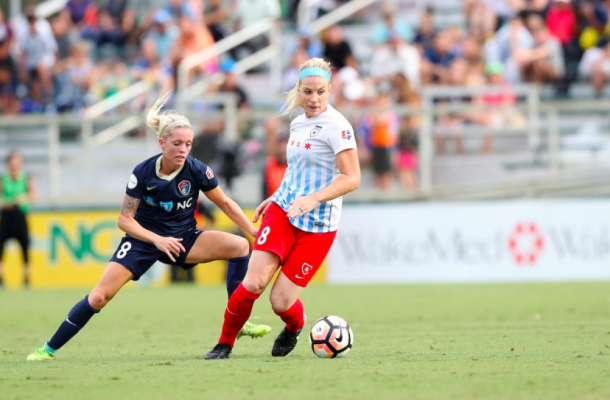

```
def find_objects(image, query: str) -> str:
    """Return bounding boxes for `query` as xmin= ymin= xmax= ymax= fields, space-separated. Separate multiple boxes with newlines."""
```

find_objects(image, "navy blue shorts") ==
xmin=110 ymin=228 xmax=203 ymax=281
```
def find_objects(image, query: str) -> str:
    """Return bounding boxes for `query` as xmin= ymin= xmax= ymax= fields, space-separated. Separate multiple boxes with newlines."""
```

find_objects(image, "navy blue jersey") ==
xmin=125 ymin=154 xmax=218 ymax=237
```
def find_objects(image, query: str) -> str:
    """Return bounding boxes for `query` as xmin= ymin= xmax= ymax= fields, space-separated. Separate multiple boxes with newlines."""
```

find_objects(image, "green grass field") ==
xmin=1 ymin=283 xmax=610 ymax=400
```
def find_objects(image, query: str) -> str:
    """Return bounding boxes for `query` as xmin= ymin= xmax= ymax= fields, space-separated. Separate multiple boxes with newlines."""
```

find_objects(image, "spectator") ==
xmin=0 ymin=8 xmax=12 ymax=49
xmin=54 ymin=41 xmax=95 ymax=112
xmin=51 ymin=15 xmax=79 ymax=61
xmin=516 ymin=15 xmax=564 ymax=83
xmin=372 ymin=2 xmax=413 ymax=46
xmin=233 ymin=0 xmax=280 ymax=60
xmin=0 ymin=65 xmax=20 ymax=114
xmin=144 ymin=9 xmax=179 ymax=60
xmin=292 ymin=27 xmax=323 ymax=58
xmin=470 ymin=62 xmax=522 ymax=153
xmin=364 ymin=91 xmax=397 ymax=190
xmin=262 ymin=132 xmax=289 ymax=200
xmin=546 ymin=0 xmax=576 ymax=46
xmin=91 ymin=60 xmax=132 ymax=101
xmin=370 ymin=32 xmax=420 ymax=89
xmin=283 ymin=48 xmax=309 ymax=92
xmin=67 ymin=0 xmax=95 ymax=26
xmin=14 ymin=6 xmax=57 ymax=103
xmin=100 ymin=0 xmax=129 ymax=20
xmin=392 ymin=73 xmax=420 ymax=191
xmin=204 ymin=0 xmax=230 ymax=43
xmin=485 ymin=16 xmax=534 ymax=83
xmin=422 ymin=30 xmax=457 ymax=84
xmin=169 ymin=11 xmax=217 ymax=82
xmin=582 ymin=39 xmax=610 ymax=97
xmin=323 ymin=25 xmax=354 ymax=71
xmin=577 ymin=0 xmax=609 ymax=50
xmin=513 ymin=0 xmax=549 ymax=20
xmin=414 ymin=7 xmax=435 ymax=53
xmin=132 ymin=39 xmax=174 ymax=94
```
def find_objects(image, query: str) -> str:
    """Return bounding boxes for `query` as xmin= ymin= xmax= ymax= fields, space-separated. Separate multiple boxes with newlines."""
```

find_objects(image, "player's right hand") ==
xmin=253 ymin=197 xmax=273 ymax=223
xmin=153 ymin=236 xmax=185 ymax=263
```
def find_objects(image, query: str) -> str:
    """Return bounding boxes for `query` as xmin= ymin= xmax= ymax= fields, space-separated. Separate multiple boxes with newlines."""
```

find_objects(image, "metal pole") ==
xmin=224 ymin=93 xmax=238 ymax=143
xmin=10 ymin=0 xmax=21 ymax=19
xmin=270 ymin=22 xmax=282 ymax=97
xmin=527 ymin=84 xmax=540 ymax=149
xmin=48 ymin=119 xmax=61 ymax=204
xmin=548 ymin=108 xmax=560 ymax=172
xmin=82 ymin=118 xmax=93 ymax=185
xmin=419 ymin=96 xmax=434 ymax=195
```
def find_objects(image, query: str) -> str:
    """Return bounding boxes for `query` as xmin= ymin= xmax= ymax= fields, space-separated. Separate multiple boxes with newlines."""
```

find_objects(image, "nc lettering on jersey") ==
xmin=177 ymin=197 xmax=194 ymax=210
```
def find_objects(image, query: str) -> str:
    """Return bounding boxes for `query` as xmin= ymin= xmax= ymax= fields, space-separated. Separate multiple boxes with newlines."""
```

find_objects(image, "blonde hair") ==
xmin=281 ymin=57 xmax=332 ymax=116
xmin=146 ymin=92 xmax=192 ymax=141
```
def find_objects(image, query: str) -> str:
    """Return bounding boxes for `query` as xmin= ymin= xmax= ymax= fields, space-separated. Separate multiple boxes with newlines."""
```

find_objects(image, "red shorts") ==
xmin=253 ymin=202 xmax=337 ymax=287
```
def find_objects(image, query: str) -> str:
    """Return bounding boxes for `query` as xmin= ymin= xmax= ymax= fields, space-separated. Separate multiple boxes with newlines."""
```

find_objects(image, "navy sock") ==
xmin=226 ymin=255 xmax=249 ymax=299
xmin=47 ymin=295 xmax=99 ymax=351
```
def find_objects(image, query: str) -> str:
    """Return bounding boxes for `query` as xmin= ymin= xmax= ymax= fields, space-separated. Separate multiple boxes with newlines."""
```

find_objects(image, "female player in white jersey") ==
xmin=26 ymin=94 xmax=271 ymax=361
xmin=206 ymin=57 xmax=361 ymax=359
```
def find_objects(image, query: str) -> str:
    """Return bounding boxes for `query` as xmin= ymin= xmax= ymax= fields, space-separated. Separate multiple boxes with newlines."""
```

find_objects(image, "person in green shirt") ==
xmin=0 ymin=151 xmax=37 ymax=288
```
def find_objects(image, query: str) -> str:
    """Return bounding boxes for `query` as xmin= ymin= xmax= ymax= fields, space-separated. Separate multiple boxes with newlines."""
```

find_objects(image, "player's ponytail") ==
xmin=280 ymin=57 xmax=332 ymax=116
xmin=146 ymin=92 xmax=192 ymax=141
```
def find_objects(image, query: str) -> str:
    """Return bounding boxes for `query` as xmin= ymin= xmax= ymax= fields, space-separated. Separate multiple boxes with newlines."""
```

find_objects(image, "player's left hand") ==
xmin=249 ymin=227 xmax=259 ymax=238
xmin=287 ymin=195 xmax=318 ymax=219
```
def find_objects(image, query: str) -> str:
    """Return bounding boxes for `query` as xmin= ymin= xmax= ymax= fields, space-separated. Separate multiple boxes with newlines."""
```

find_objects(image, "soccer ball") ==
xmin=309 ymin=315 xmax=354 ymax=358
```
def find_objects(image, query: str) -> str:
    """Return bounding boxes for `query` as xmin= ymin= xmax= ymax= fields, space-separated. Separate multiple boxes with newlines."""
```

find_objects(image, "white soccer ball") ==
xmin=309 ymin=315 xmax=354 ymax=358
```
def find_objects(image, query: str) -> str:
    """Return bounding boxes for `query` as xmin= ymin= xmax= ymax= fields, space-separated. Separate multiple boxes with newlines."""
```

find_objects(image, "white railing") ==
xmin=176 ymin=18 xmax=281 ymax=110
xmin=2 ymin=94 xmax=610 ymax=206
xmin=81 ymin=81 xmax=155 ymax=178
xmin=9 ymin=0 xmax=69 ymax=19
xmin=308 ymin=0 xmax=379 ymax=33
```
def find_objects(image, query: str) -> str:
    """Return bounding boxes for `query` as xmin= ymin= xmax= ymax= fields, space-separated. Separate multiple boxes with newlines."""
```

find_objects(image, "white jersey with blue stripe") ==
xmin=271 ymin=104 xmax=357 ymax=233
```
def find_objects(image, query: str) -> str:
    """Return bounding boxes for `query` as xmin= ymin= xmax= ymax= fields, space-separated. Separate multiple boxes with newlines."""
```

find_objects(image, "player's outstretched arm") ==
xmin=117 ymin=194 xmax=185 ymax=262
xmin=287 ymin=149 xmax=360 ymax=219
xmin=204 ymin=186 xmax=258 ymax=237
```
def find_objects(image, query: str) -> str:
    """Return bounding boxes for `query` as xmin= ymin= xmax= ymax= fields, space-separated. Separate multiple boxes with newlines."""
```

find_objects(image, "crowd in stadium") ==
xmin=1 ymin=0 xmax=610 ymax=190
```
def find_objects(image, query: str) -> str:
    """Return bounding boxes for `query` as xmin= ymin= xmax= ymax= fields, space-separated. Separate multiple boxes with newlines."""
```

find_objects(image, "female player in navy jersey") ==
xmin=27 ymin=94 xmax=271 ymax=361
xmin=205 ymin=57 xmax=361 ymax=359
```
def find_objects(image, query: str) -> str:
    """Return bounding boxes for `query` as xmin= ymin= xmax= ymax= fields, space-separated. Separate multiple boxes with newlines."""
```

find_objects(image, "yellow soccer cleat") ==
xmin=26 ymin=346 xmax=55 ymax=361
xmin=237 ymin=319 xmax=272 ymax=340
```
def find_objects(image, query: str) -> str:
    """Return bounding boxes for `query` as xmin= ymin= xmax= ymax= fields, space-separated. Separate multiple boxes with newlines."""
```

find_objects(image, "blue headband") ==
xmin=299 ymin=67 xmax=331 ymax=81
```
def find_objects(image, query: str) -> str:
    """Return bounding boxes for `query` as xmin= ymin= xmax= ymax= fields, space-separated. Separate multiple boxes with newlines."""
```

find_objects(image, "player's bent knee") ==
xmin=241 ymin=275 xmax=268 ymax=294
xmin=269 ymin=293 xmax=292 ymax=313
xmin=231 ymin=236 xmax=249 ymax=258
xmin=88 ymin=291 xmax=114 ymax=310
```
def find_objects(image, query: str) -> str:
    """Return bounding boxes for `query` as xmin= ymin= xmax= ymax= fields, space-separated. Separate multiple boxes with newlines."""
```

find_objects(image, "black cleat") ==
xmin=205 ymin=343 xmax=232 ymax=360
xmin=272 ymin=316 xmax=306 ymax=357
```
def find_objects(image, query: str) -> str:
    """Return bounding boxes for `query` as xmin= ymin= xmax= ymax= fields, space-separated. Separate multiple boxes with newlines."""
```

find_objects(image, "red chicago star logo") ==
xmin=291 ymin=141 xmax=295 ymax=146
xmin=507 ymin=222 xmax=544 ymax=267
xmin=296 ymin=142 xmax=300 ymax=147
xmin=305 ymin=143 xmax=312 ymax=150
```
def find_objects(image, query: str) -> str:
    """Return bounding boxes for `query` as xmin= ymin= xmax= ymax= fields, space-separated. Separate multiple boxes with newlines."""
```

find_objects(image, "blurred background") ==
xmin=1 ymin=0 xmax=610 ymax=288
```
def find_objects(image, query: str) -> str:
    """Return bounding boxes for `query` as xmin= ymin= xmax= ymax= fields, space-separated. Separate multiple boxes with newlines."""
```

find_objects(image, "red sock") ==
xmin=274 ymin=299 xmax=304 ymax=333
xmin=218 ymin=284 xmax=260 ymax=347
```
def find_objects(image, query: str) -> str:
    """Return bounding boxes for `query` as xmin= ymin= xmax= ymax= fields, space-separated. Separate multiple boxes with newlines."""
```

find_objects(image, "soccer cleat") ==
xmin=205 ymin=343 xmax=232 ymax=360
xmin=26 ymin=347 xmax=55 ymax=361
xmin=237 ymin=319 xmax=272 ymax=340
xmin=272 ymin=314 xmax=307 ymax=357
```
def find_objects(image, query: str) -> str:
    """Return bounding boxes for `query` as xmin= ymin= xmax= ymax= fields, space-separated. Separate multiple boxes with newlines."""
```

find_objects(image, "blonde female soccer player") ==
xmin=27 ymin=94 xmax=271 ymax=361
xmin=206 ymin=58 xmax=361 ymax=359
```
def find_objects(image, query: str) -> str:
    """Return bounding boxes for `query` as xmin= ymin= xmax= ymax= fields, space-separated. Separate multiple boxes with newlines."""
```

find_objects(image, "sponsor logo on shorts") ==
xmin=310 ymin=125 xmax=323 ymax=137
xmin=296 ymin=262 xmax=313 ymax=279
xmin=178 ymin=180 xmax=191 ymax=196
xmin=159 ymin=201 xmax=173 ymax=212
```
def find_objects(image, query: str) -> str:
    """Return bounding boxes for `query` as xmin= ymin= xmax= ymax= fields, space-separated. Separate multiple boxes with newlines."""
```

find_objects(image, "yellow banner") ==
xmin=2 ymin=208 xmax=327 ymax=288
